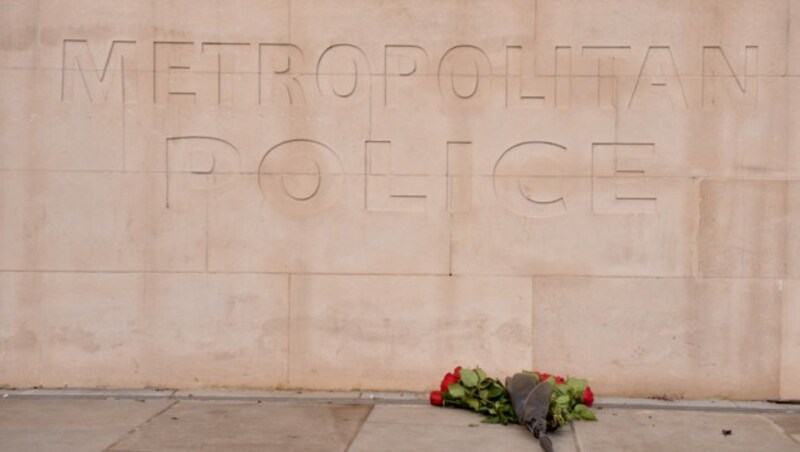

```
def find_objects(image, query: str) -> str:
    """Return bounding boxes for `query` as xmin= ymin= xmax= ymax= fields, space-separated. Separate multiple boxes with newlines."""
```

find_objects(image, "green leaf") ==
xmin=447 ymin=383 xmax=466 ymax=398
xmin=573 ymin=404 xmax=597 ymax=421
xmin=487 ymin=384 xmax=504 ymax=399
xmin=479 ymin=389 xmax=489 ymax=400
xmin=567 ymin=378 xmax=588 ymax=393
xmin=475 ymin=368 xmax=487 ymax=381
xmin=460 ymin=369 xmax=479 ymax=387
xmin=556 ymin=395 xmax=570 ymax=405
xmin=465 ymin=396 xmax=480 ymax=410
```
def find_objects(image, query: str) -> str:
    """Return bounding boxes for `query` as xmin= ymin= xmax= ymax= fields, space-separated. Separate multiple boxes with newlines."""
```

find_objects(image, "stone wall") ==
xmin=1 ymin=0 xmax=798 ymax=399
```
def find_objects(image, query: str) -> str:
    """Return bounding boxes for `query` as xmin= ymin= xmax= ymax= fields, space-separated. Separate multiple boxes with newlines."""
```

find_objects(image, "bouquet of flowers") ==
xmin=430 ymin=366 xmax=596 ymax=430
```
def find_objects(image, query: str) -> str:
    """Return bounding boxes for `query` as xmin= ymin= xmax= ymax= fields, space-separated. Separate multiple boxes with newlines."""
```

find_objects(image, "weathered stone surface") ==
xmin=0 ymin=272 xmax=289 ymax=388
xmin=698 ymin=180 xmax=788 ymax=278
xmin=790 ymin=0 xmax=800 ymax=75
xmin=288 ymin=275 xmax=532 ymax=390
xmin=781 ymin=280 xmax=800 ymax=400
xmin=531 ymin=277 xmax=782 ymax=399
xmin=0 ymin=0 xmax=797 ymax=398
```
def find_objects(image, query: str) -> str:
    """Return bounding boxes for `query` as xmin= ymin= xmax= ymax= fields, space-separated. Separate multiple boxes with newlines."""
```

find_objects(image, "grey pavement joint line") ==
xmin=345 ymin=404 xmax=375 ymax=452
xmin=761 ymin=414 xmax=800 ymax=445
xmin=102 ymin=399 xmax=180 ymax=452
xmin=570 ymin=423 xmax=585 ymax=452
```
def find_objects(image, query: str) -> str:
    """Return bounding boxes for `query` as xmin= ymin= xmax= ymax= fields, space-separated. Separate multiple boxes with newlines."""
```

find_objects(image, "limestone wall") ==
xmin=1 ymin=0 xmax=798 ymax=399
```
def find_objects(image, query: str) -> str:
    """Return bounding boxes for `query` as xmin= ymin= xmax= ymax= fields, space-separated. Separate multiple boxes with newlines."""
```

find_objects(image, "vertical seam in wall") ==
xmin=447 ymin=149 xmax=453 ymax=276
xmin=785 ymin=0 xmax=791 ymax=77
xmin=286 ymin=273 xmax=292 ymax=386
xmin=780 ymin=0 xmax=791 ymax=395
xmin=692 ymin=177 xmax=702 ymax=278
xmin=531 ymin=275 xmax=535 ymax=367
xmin=34 ymin=0 xmax=42 ymax=70
xmin=778 ymin=279 xmax=784 ymax=399
xmin=778 ymin=180 xmax=789 ymax=398
xmin=448 ymin=211 xmax=453 ymax=276
xmin=204 ymin=194 xmax=209 ymax=272
xmin=532 ymin=0 xmax=537 ymax=49
xmin=368 ymin=71 xmax=373 ymax=140
xmin=121 ymin=57 xmax=127 ymax=170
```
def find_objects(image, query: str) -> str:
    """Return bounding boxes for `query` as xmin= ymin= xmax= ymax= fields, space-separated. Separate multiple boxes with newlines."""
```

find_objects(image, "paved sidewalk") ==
xmin=1 ymin=389 xmax=799 ymax=451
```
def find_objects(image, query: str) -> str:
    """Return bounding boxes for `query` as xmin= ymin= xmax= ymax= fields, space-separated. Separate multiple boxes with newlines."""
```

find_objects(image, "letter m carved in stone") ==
xmin=61 ymin=39 xmax=137 ymax=103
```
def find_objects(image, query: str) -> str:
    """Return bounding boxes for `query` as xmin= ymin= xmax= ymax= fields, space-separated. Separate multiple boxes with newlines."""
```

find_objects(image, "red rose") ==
xmin=538 ymin=372 xmax=550 ymax=382
xmin=453 ymin=366 xmax=462 ymax=379
xmin=430 ymin=390 xmax=443 ymax=406
xmin=555 ymin=376 xmax=565 ymax=384
xmin=582 ymin=386 xmax=594 ymax=407
xmin=440 ymin=372 xmax=460 ymax=392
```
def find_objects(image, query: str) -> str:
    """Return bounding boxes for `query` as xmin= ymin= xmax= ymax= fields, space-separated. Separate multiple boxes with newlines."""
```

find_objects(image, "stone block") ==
xmin=531 ymin=277 xmax=782 ymax=399
xmin=138 ymin=273 xmax=289 ymax=388
xmin=534 ymin=0 xmax=789 ymax=76
xmin=0 ymin=272 xmax=288 ymax=388
xmin=452 ymin=176 xmax=698 ymax=277
xmin=288 ymin=275 xmax=532 ymax=390
xmin=698 ymin=180 xmax=787 ymax=278
xmin=781 ymin=280 xmax=800 ymax=400
xmin=0 ymin=171 xmax=206 ymax=272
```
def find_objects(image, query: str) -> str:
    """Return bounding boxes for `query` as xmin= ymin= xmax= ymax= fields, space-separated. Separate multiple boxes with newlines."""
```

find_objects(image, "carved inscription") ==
xmin=494 ymin=142 xmax=568 ymax=218
xmin=61 ymin=39 xmax=760 ymax=109
xmin=438 ymin=46 xmax=492 ymax=103
xmin=592 ymin=143 xmax=657 ymax=214
xmin=62 ymin=40 xmax=137 ymax=103
xmin=171 ymin=136 xmax=658 ymax=217
xmin=258 ymin=139 xmax=344 ymax=214
xmin=60 ymin=38 xmax=765 ymax=219
xmin=165 ymin=136 xmax=241 ymax=208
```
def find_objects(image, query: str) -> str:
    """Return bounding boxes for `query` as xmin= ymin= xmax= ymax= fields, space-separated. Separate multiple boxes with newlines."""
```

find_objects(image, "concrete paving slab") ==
xmin=348 ymin=405 xmax=578 ymax=452
xmin=575 ymin=409 xmax=800 ymax=451
xmin=0 ymin=398 xmax=173 ymax=452
xmin=108 ymin=401 xmax=371 ymax=452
